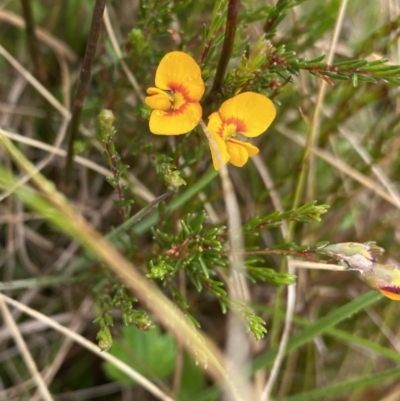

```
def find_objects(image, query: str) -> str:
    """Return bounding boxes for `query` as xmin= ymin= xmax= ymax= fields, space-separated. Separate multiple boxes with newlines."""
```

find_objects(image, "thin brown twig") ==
xmin=20 ymin=0 xmax=48 ymax=84
xmin=204 ymin=0 xmax=238 ymax=110
xmin=64 ymin=0 xmax=107 ymax=186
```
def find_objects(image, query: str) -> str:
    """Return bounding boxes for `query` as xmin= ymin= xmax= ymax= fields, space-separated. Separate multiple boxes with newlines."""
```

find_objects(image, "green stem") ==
xmin=0 ymin=276 xmax=79 ymax=291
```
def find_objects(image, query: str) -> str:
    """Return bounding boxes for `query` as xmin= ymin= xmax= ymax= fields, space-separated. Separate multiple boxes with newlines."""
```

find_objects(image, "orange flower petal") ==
xmin=155 ymin=51 xmax=205 ymax=101
xmin=209 ymin=132 xmax=230 ymax=170
xmin=149 ymin=102 xmax=202 ymax=135
xmin=218 ymin=92 xmax=276 ymax=138
xmin=379 ymin=286 xmax=400 ymax=300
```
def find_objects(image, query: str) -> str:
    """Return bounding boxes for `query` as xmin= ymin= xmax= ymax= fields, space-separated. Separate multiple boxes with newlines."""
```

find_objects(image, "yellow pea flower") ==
xmin=207 ymin=92 xmax=276 ymax=170
xmin=145 ymin=51 xmax=205 ymax=135
xmin=319 ymin=242 xmax=400 ymax=300
xmin=363 ymin=263 xmax=400 ymax=301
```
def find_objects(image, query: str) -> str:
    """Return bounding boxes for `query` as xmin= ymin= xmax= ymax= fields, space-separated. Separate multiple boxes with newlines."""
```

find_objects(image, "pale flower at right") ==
xmin=207 ymin=92 xmax=276 ymax=170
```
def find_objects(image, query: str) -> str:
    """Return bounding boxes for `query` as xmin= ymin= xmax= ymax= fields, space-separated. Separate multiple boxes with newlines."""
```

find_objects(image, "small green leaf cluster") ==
xmin=129 ymin=0 xmax=192 ymax=60
xmin=223 ymin=46 xmax=400 ymax=107
xmin=150 ymin=210 xmax=259 ymax=332
xmin=97 ymin=110 xmax=133 ymax=219
xmin=231 ymin=301 xmax=268 ymax=340
xmin=149 ymin=210 xmax=227 ymax=303
xmin=244 ymin=201 xmax=330 ymax=232
xmin=150 ymin=211 xmax=224 ymax=264
xmin=96 ymin=110 xmax=164 ymax=349
xmin=263 ymin=0 xmax=308 ymax=39
xmin=290 ymin=56 xmax=400 ymax=86
xmin=245 ymin=258 xmax=296 ymax=286
xmin=148 ymin=152 xmax=186 ymax=190
xmin=147 ymin=205 xmax=324 ymax=340
xmin=216 ymin=28 xmax=400 ymax=106
xmin=128 ymin=28 xmax=147 ymax=56
xmin=223 ymin=36 xmax=276 ymax=96
xmin=201 ymin=0 xmax=229 ymax=66
xmin=136 ymin=0 xmax=193 ymax=40
xmin=93 ymin=271 xmax=153 ymax=351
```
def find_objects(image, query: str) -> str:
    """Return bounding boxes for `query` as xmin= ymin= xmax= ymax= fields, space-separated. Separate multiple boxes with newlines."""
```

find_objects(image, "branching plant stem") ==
xmin=204 ymin=0 xmax=238 ymax=109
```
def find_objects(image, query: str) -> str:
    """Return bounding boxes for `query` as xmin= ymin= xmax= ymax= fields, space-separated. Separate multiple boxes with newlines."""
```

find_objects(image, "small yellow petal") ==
xmin=209 ymin=132 xmax=230 ymax=170
xmin=218 ymin=92 xmax=276 ymax=138
xmin=155 ymin=51 xmax=205 ymax=101
xmin=146 ymin=87 xmax=165 ymax=95
xmin=226 ymin=141 xmax=250 ymax=167
xmin=149 ymin=102 xmax=202 ymax=135
xmin=145 ymin=93 xmax=171 ymax=111
xmin=229 ymin=138 xmax=259 ymax=157
xmin=207 ymin=111 xmax=224 ymax=138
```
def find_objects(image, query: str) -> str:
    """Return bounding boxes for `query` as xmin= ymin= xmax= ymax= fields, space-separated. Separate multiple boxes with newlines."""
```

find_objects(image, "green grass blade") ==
xmin=253 ymin=291 xmax=382 ymax=370
xmin=280 ymin=366 xmax=400 ymax=401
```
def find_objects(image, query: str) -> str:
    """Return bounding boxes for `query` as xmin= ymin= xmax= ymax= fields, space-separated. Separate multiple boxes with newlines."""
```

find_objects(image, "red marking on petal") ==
xmin=368 ymin=250 xmax=378 ymax=262
xmin=166 ymin=102 xmax=189 ymax=116
xmin=169 ymin=82 xmax=191 ymax=101
xmin=380 ymin=285 xmax=400 ymax=295
xmin=380 ymin=286 xmax=400 ymax=300
xmin=164 ymin=82 xmax=199 ymax=116
xmin=222 ymin=117 xmax=247 ymax=134
xmin=215 ymin=114 xmax=225 ymax=139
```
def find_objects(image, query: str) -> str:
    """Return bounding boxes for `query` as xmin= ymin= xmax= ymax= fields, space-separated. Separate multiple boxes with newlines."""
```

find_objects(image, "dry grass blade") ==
xmin=2 ymin=1 xmax=400 ymax=400
xmin=0 ymin=129 xmax=154 ymax=203
xmin=307 ymin=0 xmax=350 ymax=200
xmin=0 ymin=9 xmax=77 ymax=63
xmin=0 ymin=296 xmax=54 ymax=401
xmin=0 ymin=293 xmax=176 ymax=401
xmin=0 ymin=132 xmax=241 ymax=401
xmin=278 ymin=126 xmax=400 ymax=208
xmin=0 ymin=45 xmax=70 ymax=119
xmin=103 ymin=6 xmax=144 ymax=102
